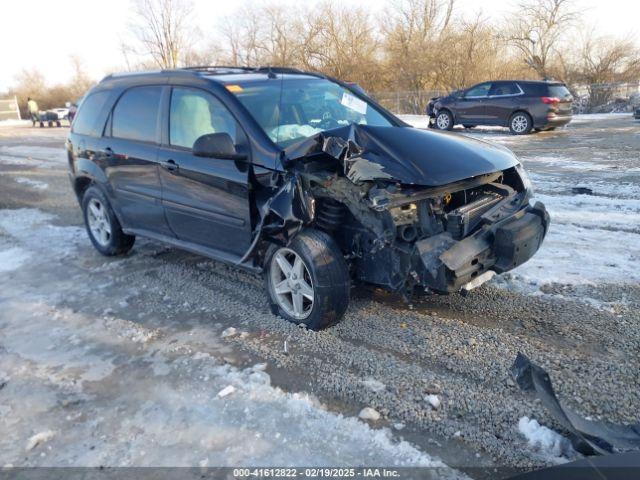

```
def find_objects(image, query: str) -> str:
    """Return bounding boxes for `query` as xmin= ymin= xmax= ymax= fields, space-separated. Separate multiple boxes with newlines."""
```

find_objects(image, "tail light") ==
xmin=541 ymin=97 xmax=560 ymax=104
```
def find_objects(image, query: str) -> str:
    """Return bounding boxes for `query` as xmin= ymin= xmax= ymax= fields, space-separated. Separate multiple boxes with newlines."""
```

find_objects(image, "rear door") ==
xmin=157 ymin=86 xmax=253 ymax=257
xmin=458 ymin=82 xmax=492 ymax=123
xmin=486 ymin=82 xmax=523 ymax=124
xmin=103 ymin=85 xmax=173 ymax=236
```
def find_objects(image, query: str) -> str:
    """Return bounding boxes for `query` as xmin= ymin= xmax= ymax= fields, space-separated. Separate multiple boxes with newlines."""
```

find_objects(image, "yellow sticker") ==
xmin=225 ymin=85 xmax=243 ymax=93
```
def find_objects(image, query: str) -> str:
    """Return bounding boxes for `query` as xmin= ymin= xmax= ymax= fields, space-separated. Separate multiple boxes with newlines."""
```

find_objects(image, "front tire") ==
xmin=265 ymin=229 xmax=350 ymax=330
xmin=509 ymin=112 xmax=533 ymax=135
xmin=435 ymin=110 xmax=454 ymax=131
xmin=82 ymin=186 xmax=135 ymax=256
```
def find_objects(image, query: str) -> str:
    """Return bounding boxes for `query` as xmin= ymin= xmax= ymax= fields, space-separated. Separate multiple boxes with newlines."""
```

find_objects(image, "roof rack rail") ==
xmin=178 ymin=65 xmax=310 ymax=75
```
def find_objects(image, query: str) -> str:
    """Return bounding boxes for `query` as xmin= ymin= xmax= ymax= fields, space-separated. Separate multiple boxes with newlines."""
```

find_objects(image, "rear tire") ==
xmin=509 ymin=112 xmax=533 ymax=135
xmin=265 ymin=228 xmax=350 ymax=330
xmin=82 ymin=186 xmax=135 ymax=256
xmin=435 ymin=110 xmax=454 ymax=131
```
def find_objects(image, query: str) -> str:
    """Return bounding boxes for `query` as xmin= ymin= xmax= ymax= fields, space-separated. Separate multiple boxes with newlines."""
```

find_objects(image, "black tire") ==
xmin=508 ymin=111 xmax=533 ymax=135
xmin=82 ymin=186 xmax=135 ymax=256
xmin=434 ymin=110 xmax=454 ymax=131
xmin=265 ymin=228 xmax=350 ymax=330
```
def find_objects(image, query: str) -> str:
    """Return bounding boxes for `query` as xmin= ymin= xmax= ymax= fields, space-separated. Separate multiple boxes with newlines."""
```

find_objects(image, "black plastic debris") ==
xmin=571 ymin=187 xmax=594 ymax=195
xmin=511 ymin=353 xmax=640 ymax=455
xmin=508 ymin=451 xmax=640 ymax=480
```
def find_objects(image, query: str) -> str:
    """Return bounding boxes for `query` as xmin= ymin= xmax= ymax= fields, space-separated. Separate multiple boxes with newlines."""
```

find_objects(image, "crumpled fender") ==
xmin=239 ymin=173 xmax=313 ymax=264
xmin=511 ymin=353 xmax=640 ymax=455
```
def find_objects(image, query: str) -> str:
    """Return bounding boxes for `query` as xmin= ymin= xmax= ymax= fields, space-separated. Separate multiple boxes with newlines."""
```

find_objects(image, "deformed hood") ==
xmin=284 ymin=124 xmax=520 ymax=186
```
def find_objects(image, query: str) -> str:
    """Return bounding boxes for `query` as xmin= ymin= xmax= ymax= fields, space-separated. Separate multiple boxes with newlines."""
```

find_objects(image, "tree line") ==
xmin=6 ymin=0 xmax=640 ymax=115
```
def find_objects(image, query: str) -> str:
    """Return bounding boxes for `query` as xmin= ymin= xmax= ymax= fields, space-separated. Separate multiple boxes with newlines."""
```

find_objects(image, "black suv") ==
xmin=428 ymin=80 xmax=573 ymax=134
xmin=67 ymin=67 xmax=549 ymax=329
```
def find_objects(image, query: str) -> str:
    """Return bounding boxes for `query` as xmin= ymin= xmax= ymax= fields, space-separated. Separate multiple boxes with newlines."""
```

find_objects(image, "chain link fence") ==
xmin=371 ymin=82 xmax=640 ymax=115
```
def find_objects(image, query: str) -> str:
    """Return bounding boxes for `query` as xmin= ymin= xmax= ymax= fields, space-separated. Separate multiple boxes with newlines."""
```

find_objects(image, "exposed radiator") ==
xmin=445 ymin=192 xmax=503 ymax=239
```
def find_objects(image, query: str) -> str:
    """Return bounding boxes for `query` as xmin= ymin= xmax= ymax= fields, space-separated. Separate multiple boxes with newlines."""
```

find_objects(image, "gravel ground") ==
xmin=0 ymin=116 xmax=639 ymax=476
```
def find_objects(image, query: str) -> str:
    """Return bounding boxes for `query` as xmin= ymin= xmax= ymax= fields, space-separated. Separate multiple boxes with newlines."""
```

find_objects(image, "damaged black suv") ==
xmin=67 ymin=67 xmax=549 ymax=329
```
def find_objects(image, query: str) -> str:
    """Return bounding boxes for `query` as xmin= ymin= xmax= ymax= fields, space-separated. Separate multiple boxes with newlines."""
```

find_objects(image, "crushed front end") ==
xmin=273 ymin=124 xmax=550 ymax=295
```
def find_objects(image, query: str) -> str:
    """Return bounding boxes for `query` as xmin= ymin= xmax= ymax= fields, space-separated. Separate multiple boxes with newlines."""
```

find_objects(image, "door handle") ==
xmin=162 ymin=159 xmax=179 ymax=172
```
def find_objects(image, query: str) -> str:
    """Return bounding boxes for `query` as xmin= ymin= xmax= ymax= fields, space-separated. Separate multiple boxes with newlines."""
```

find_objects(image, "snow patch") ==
xmin=15 ymin=177 xmax=48 ymax=190
xmin=25 ymin=430 xmax=56 ymax=451
xmin=358 ymin=407 xmax=381 ymax=422
xmin=518 ymin=417 xmax=573 ymax=463
xmin=0 ymin=146 xmax=66 ymax=168
xmin=0 ymin=119 xmax=31 ymax=127
xmin=0 ymin=246 xmax=31 ymax=272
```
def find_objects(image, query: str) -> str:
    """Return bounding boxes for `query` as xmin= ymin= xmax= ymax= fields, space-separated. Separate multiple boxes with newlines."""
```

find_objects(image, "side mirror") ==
xmin=192 ymin=133 xmax=247 ymax=161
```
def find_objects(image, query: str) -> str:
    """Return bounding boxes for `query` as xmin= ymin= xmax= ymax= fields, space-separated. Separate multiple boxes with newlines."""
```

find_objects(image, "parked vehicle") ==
xmin=37 ymin=110 xmax=63 ymax=128
xmin=52 ymin=107 xmax=70 ymax=120
xmin=67 ymin=67 xmax=549 ymax=329
xmin=428 ymin=80 xmax=573 ymax=134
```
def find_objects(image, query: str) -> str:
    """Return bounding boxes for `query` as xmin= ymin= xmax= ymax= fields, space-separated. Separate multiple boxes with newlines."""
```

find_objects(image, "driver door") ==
xmin=157 ymin=86 xmax=253 ymax=256
xmin=458 ymin=82 xmax=492 ymax=123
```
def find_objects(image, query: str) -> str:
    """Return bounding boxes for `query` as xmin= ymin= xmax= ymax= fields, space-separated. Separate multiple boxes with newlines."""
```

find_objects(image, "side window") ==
xmin=169 ymin=87 xmax=237 ymax=149
xmin=465 ymin=83 xmax=491 ymax=98
xmin=522 ymin=83 xmax=546 ymax=96
xmin=72 ymin=91 xmax=110 ymax=136
xmin=112 ymin=86 xmax=162 ymax=143
xmin=490 ymin=83 xmax=521 ymax=96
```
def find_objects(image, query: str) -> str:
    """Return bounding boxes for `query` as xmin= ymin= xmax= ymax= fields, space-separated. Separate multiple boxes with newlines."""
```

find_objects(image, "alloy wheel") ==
xmin=511 ymin=114 xmax=529 ymax=133
xmin=270 ymin=248 xmax=314 ymax=320
xmin=87 ymin=198 xmax=112 ymax=247
xmin=436 ymin=112 xmax=450 ymax=129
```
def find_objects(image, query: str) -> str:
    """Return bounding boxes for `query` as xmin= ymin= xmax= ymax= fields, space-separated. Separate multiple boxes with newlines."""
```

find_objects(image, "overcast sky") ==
xmin=1 ymin=0 xmax=638 ymax=91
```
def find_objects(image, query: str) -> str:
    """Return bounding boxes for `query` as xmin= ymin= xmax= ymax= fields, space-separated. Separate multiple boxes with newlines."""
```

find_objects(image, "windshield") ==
xmin=230 ymin=77 xmax=394 ymax=147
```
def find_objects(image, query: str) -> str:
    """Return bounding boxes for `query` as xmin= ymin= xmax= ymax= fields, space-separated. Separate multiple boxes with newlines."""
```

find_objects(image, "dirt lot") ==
xmin=1 ymin=115 xmax=639 ymax=476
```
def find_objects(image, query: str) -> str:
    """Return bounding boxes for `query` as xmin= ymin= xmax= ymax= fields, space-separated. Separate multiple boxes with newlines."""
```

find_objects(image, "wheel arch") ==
xmin=438 ymin=107 xmax=456 ymax=122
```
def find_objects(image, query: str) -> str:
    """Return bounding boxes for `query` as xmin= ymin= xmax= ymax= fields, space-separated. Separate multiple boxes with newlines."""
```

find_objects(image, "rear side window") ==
xmin=72 ymin=91 xmax=110 ymax=136
xmin=112 ymin=86 xmax=162 ymax=143
xmin=521 ymin=83 xmax=546 ymax=96
xmin=548 ymin=84 xmax=571 ymax=98
xmin=490 ymin=83 xmax=521 ymax=96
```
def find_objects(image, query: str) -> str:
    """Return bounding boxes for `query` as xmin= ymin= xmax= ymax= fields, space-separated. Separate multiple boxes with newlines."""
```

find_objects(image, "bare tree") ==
xmin=304 ymin=2 xmax=381 ymax=87
xmin=124 ymin=0 xmax=195 ymax=69
xmin=380 ymin=0 xmax=454 ymax=109
xmin=577 ymin=32 xmax=640 ymax=108
xmin=504 ymin=0 xmax=579 ymax=79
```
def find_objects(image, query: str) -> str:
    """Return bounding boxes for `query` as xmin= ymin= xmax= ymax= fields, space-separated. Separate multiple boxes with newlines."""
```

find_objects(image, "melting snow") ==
xmin=518 ymin=417 xmax=574 ymax=464
xmin=0 ymin=207 xmax=461 ymax=472
xmin=0 ymin=246 xmax=31 ymax=272
xmin=15 ymin=177 xmax=48 ymax=190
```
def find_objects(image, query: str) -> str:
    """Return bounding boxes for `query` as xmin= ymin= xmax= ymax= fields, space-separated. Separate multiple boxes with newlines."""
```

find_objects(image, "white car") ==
xmin=51 ymin=107 xmax=69 ymax=120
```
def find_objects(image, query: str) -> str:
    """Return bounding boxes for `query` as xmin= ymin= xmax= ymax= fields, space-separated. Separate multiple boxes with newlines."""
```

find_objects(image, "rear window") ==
xmin=548 ymin=84 xmax=572 ymax=99
xmin=112 ymin=86 xmax=162 ymax=143
xmin=72 ymin=91 xmax=110 ymax=136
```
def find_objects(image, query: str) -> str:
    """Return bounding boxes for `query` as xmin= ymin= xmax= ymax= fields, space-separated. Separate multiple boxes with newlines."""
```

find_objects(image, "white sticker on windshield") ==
xmin=341 ymin=92 xmax=367 ymax=115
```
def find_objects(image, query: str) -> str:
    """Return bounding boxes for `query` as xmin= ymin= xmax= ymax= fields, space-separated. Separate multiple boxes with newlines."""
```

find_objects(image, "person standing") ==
xmin=27 ymin=97 xmax=39 ymax=126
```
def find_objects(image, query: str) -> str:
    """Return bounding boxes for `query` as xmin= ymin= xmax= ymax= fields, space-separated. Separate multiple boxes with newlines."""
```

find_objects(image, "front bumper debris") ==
xmin=512 ymin=352 xmax=640 ymax=455
xmin=416 ymin=201 xmax=549 ymax=292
